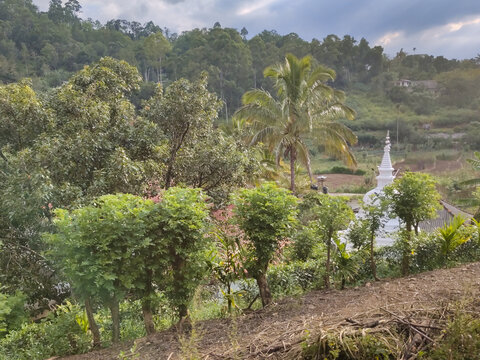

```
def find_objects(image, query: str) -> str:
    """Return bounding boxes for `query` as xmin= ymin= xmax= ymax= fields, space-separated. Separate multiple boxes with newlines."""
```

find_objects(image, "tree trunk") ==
xmin=402 ymin=222 xmax=412 ymax=276
xmin=164 ymin=124 xmax=190 ymax=189
xmin=109 ymin=298 xmax=120 ymax=343
xmin=256 ymin=272 xmax=272 ymax=307
xmin=289 ymin=147 xmax=296 ymax=193
xmin=85 ymin=297 xmax=101 ymax=348
xmin=370 ymin=232 xmax=378 ymax=281
xmin=142 ymin=300 xmax=156 ymax=335
xmin=142 ymin=269 xmax=156 ymax=334
xmin=172 ymin=253 xmax=188 ymax=319
xmin=324 ymin=235 xmax=332 ymax=289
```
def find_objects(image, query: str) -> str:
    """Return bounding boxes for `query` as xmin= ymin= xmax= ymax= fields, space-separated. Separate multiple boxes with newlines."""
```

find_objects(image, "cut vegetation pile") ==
xmin=65 ymin=262 xmax=480 ymax=360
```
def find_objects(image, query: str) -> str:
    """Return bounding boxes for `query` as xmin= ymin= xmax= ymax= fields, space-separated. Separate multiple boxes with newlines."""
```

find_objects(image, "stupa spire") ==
xmin=376 ymin=131 xmax=395 ymax=189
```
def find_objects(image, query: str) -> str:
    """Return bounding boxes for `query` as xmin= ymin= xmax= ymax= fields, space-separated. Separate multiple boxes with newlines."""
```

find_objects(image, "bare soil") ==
xmin=64 ymin=262 xmax=480 ymax=360
xmin=321 ymin=174 xmax=365 ymax=191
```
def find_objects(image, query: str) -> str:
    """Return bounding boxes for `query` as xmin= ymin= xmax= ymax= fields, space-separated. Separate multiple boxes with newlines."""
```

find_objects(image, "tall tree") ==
xmin=235 ymin=53 xmax=356 ymax=192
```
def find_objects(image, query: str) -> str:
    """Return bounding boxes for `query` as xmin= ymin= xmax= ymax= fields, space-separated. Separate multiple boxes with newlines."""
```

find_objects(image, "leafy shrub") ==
xmin=291 ymin=226 xmax=318 ymax=261
xmin=315 ymin=166 xmax=366 ymax=175
xmin=428 ymin=311 xmax=480 ymax=359
xmin=0 ymin=302 xmax=90 ymax=360
xmin=0 ymin=290 xmax=27 ymax=337
xmin=267 ymin=259 xmax=325 ymax=297
xmin=302 ymin=332 xmax=396 ymax=359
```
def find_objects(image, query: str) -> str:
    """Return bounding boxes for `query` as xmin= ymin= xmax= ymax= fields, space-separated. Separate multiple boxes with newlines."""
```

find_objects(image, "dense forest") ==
xmin=2 ymin=0 xmax=480 ymax=152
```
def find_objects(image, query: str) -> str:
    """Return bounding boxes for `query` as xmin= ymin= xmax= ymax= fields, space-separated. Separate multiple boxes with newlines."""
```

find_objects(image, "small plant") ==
xmin=117 ymin=341 xmax=140 ymax=360
xmin=437 ymin=215 xmax=470 ymax=267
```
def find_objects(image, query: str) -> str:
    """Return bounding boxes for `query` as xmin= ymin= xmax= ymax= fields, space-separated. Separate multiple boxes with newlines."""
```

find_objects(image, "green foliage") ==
xmin=0 ymin=301 xmax=91 ymax=360
xmin=150 ymin=187 xmax=209 ymax=317
xmin=236 ymin=53 xmax=357 ymax=192
xmin=428 ymin=310 xmax=480 ymax=360
xmin=299 ymin=192 xmax=354 ymax=287
xmin=291 ymin=226 xmax=319 ymax=261
xmin=0 ymin=80 xmax=48 ymax=152
xmin=47 ymin=194 xmax=155 ymax=303
xmin=384 ymin=172 xmax=441 ymax=230
xmin=47 ymin=193 xmax=156 ymax=341
xmin=302 ymin=331 xmax=396 ymax=359
xmin=267 ymin=259 xmax=325 ymax=297
xmin=0 ymin=290 xmax=27 ymax=336
xmin=436 ymin=215 xmax=470 ymax=266
xmin=233 ymin=182 xmax=297 ymax=306
xmin=384 ymin=172 xmax=441 ymax=274
xmin=333 ymin=239 xmax=362 ymax=289
xmin=234 ymin=182 xmax=298 ymax=277
xmin=143 ymin=74 xmax=254 ymax=204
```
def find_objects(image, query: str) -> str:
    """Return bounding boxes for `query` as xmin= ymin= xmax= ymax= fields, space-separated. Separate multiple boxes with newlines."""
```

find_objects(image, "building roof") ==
xmin=419 ymin=200 xmax=473 ymax=232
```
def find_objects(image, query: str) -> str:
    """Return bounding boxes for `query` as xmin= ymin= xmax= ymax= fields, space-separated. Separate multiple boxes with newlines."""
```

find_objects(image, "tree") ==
xmin=38 ymin=57 xmax=164 ymax=206
xmin=143 ymin=32 xmax=171 ymax=83
xmin=235 ymin=53 xmax=356 ymax=193
xmin=233 ymin=182 xmax=297 ymax=306
xmin=437 ymin=215 xmax=470 ymax=267
xmin=0 ymin=80 xmax=48 ymax=153
xmin=299 ymin=193 xmax=354 ymax=288
xmin=333 ymin=239 xmax=360 ymax=289
xmin=143 ymin=73 xmax=220 ymax=190
xmin=47 ymin=194 xmax=156 ymax=344
xmin=349 ymin=196 xmax=389 ymax=281
xmin=149 ymin=187 xmax=209 ymax=319
xmin=384 ymin=172 xmax=441 ymax=275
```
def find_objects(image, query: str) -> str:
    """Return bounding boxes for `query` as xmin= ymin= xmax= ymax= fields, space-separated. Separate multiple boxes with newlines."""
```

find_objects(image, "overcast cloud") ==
xmin=32 ymin=0 xmax=480 ymax=59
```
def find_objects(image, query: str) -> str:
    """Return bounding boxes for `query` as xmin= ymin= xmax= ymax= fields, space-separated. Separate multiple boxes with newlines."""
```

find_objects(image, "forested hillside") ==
xmin=2 ymin=0 xmax=480 ymax=151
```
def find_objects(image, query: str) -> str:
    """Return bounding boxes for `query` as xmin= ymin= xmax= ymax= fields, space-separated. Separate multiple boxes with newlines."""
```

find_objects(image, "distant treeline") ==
xmin=1 ymin=0 xmax=479 ymax=119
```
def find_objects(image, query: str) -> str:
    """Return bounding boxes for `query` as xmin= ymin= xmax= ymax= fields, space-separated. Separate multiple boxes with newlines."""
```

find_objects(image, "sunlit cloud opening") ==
xmin=237 ymin=0 xmax=279 ymax=16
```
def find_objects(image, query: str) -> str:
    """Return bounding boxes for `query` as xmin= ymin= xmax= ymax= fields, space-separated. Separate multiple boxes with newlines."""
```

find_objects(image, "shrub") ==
xmin=428 ymin=311 xmax=480 ymax=359
xmin=0 ymin=302 xmax=90 ymax=360
xmin=0 ymin=290 xmax=27 ymax=337
xmin=267 ymin=259 xmax=325 ymax=297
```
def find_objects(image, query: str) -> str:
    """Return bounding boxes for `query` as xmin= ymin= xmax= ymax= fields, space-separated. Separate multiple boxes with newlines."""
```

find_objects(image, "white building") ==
xmin=360 ymin=131 xmax=400 ymax=246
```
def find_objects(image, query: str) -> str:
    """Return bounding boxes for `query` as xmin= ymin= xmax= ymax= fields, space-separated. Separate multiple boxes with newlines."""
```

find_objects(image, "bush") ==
xmin=267 ymin=259 xmax=325 ymax=297
xmin=428 ymin=311 xmax=480 ymax=359
xmin=291 ymin=227 xmax=318 ymax=261
xmin=0 ymin=290 xmax=27 ymax=337
xmin=314 ymin=166 xmax=366 ymax=175
xmin=0 ymin=302 xmax=90 ymax=360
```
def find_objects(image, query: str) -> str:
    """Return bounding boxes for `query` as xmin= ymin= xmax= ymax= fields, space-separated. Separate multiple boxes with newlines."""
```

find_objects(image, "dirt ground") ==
xmin=393 ymin=158 xmax=463 ymax=175
xmin=64 ymin=262 xmax=480 ymax=360
xmin=320 ymin=174 xmax=365 ymax=192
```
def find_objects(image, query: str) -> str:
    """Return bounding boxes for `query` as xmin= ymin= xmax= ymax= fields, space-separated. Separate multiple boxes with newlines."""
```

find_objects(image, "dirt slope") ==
xmin=65 ymin=262 xmax=480 ymax=360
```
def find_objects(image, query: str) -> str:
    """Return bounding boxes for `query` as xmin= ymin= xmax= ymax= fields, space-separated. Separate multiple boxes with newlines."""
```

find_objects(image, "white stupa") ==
xmin=361 ymin=131 xmax=400 ymax=246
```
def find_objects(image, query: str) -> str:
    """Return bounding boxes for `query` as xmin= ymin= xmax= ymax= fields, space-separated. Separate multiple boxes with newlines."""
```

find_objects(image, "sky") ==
xmin=32 ymin=0 xmax=480 ymax=59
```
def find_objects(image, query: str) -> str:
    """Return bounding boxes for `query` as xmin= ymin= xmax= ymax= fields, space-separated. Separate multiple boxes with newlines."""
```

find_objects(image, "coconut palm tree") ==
xmin=235 ymin=53 xmax=357 ymax=192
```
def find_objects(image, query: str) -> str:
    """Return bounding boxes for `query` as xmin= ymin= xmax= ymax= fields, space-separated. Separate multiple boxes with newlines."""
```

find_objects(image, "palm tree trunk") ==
xmin=289 ymin=146 xmax=296 ymax=193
